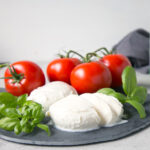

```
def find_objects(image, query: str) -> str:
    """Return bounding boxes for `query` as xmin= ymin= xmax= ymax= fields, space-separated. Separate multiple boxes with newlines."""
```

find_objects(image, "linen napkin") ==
xmin=113 ymin=29 xmax=150 ymax=74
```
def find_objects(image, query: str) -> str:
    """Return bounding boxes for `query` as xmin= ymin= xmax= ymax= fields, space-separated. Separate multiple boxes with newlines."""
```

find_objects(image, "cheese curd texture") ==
xmin=48 ymin=93 xmax=124 ymax=132
xmin=27 ymin=81 xmax=77 ymax=113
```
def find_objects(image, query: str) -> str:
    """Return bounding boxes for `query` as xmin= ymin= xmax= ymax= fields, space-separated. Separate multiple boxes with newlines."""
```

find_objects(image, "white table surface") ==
xmin=0 ymin=62 xmax=150 ymax=150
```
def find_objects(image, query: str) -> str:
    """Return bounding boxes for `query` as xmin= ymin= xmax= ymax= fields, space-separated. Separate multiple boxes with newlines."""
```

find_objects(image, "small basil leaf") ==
xmin=22 ymin=123 xmax=33 ymax=133
xmin=0 ymin=92 xmax=17 ymax=108
xmin=17 ymin=94 xmax=28 ymax=107
xmin=97 ymin=88 xmax=115 ymax=94
xmin=37 ymin=124 xmax=50 ymax=136
xmin=31 ymin=118 xmax=39 ymax=126
xmin=24 ymin=109 xmax=31 ymax=116
xmin=0 ymin=117 xmax=19 ymax=131
xmin=122 ymin=66 xmax=137 ymax=96
xmin=14 ymin=123 xmax=22 ymax=135
xmin=126 ymin=100 xmax=146 ymax=118
xmin=0 ymin=104 xmax=6 ymax=112
xmin=23 ymin=100 xmax=37 ymax=107
xmin=20 ymin=117 xmax=28 ymax=127
xmin=32 ymin=106 xmax=43 ymax=118
xmin=2 ymin=108 xmax=20 ymax=118
xmin=97 ymin=88 xmax=126 ymax=103
xmin=0 ymin=104 xmax=5 ymax=118
xmin=107 ymin=92 xmax=127 ymax=103
xmin=20 ymin=105 xmax=31 ymax=116
xmin=24 ymin=100 xmax=44 ymax=120
xmin=38 ymin=112 xmax=45 ymax=122
xmin=131 ymin=86 xmax=147 ymax=104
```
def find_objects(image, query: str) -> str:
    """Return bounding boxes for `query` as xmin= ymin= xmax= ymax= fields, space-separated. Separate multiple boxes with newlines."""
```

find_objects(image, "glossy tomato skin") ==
xmin=100 ymin=54 xmax=131 ymax=87
xmin=47 ymin=58 xmax=81 ymax=84
xmin=70 ymin=61 xmax=112 ymax=94
xmin=4 ymin=61 xmax=45 ymax=96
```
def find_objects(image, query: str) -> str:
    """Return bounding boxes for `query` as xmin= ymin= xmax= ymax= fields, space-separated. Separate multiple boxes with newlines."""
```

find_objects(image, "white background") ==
xmin=0 ymin=0 xmax=150 ymax=62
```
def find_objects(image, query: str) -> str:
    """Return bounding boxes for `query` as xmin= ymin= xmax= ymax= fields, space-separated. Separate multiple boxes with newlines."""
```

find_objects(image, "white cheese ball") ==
xmin=81 ymin=93 xmax=123 ymax=125
xmin=49 ymin=95 xmax=101 ymax=132
xmin=95 ymin=93 xmax=123 ymax=122
xmin=27 ymin=81 xmax=77 ymax=113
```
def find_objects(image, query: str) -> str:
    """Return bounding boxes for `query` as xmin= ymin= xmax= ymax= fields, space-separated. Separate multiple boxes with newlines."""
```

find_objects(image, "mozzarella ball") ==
xmin=49 ymin=95 xmax=101 ymax=132
xmin=27 ymin=81 xmax=77 ymax=113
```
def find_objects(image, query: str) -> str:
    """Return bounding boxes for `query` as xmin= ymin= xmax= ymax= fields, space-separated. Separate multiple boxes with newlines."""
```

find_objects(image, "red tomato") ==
xmin=70 ymin=61 xmax=112 ymax=94
xmin=100 ymin=54 xmax=131 ymax=87
xmin=4 ymin=61 xmax=45 ymax=96
xmin=47 ymin=58 xmax=81 ymax=84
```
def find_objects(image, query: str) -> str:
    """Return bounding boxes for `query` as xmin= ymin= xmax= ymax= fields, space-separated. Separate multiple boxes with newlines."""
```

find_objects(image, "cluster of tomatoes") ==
xmin=3 ymin=47 xmax=131 ymax=96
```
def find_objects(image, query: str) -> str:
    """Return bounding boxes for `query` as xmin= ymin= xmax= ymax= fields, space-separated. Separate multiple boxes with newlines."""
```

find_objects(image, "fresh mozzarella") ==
xmin=95 ymin=93 xmax=123 ymax=122
xmin=49 ymin=95 xmax=101 ymax=131
xmin=28 ymin=81 xmax=124 ymax=132
xmin=80 ymin=93 xmax=113 ymax=125
xmin=49 ymin=92 xmax=124 ymax=132
xmin=81 ymin=93 xmax=123 ymax=124
xmin=27 ymin=81 xmax=77 ymax=113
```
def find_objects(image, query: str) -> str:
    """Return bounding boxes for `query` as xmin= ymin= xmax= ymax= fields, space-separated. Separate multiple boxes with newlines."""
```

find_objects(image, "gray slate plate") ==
xmin=0 ymin=88 xmax=150 ymax=146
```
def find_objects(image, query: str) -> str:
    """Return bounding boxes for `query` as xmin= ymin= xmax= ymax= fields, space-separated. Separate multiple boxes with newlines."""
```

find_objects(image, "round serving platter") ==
xmin=0 ymin=88 xmax=150 ymax=146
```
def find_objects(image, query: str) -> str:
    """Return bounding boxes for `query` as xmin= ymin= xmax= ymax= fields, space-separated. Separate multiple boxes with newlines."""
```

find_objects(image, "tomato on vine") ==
xmin=70 ymin=52 xmax=112 ymax=94
xmin=46 ymin=51 xmax=81 ymax=84
xmin=3 ymin=61 xmax=45 ymax=96
xmin=95 ymin=47 xmax=131 ymax=88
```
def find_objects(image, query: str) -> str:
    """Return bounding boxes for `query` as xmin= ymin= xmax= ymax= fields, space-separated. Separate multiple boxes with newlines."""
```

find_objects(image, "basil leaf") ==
xmin=31 ymin=118 xmax=40 ymax=126
xmin=0 ymin=92 xmax=17 ymax=107
xmin=131 ymin=86 xmax=147 ymax=104
xmin=97 ymin=88 xmax=115 ymax=94
xmin=23 ymin=100 xmax=38 ymax=108
xmin=20 ymin=117 xmax=28 ymax=127
xmin=2 ymin=108 xmax=20 ymax=118
xmin=107 ymin=92 xmax=126 ymax=103
xmin=37 ymin=124 xmax=50 ymax=136
xmin=0 ymin=104 xmax=6 ymax=112
xmin=0 ymin=104 xmax=5 ymax=118
xmin=20 ymin=105 xmax=31 ymax=117
xmin=17 ymin=94 xmax=28 ymax=107
xmin=0 ymin=117 xmax=19 ymax=131
xmin=0 ymin=93 xmax=49 ymax=136
xmin=122 ymin=66 xmax=137 ymax=96
xmin=32 ymin=106 xmax=44 ymax=119
xmin=126 ymin=100 xmax=146 ymax=118
xmin=22 ymin=122 xmax=33 ymax=133
xmin=38 ymin=112 xmax=45 ymax=122
xmin=97 ymin=88 xmax=126 ymax=103
xmin=14 ymin=123 xmax=21 ymax=135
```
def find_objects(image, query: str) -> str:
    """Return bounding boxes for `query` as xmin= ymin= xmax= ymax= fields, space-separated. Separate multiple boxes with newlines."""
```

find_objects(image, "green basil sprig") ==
xmin=97 ymin=66 xmax=147 ymax=119
xmin=0 ymin=93 xmax=50 ymax=135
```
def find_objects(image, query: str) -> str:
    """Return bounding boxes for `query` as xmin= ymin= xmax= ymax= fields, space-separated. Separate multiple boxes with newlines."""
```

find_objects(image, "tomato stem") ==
xmin=66 ymin=50 xmax=85 ymax=61
xmin=94 ymin=47 xmax=112 ymax=55
xmin=111 ymin=48 xmax=117 ymax=54
xmin=85 ymin=52 xmax=101 ymax=62
xmin=57 ymin=53 xmax=65 ymax=58
xmin=0 ymin=65 xmax=24 ymax=84
xmin=0 ymin=63 xmax=9 ymax=68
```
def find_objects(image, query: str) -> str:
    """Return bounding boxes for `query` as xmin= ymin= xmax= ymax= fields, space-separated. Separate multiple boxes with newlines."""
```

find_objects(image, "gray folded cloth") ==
xmin=113 ymin=29 xmax=150 ymax=74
